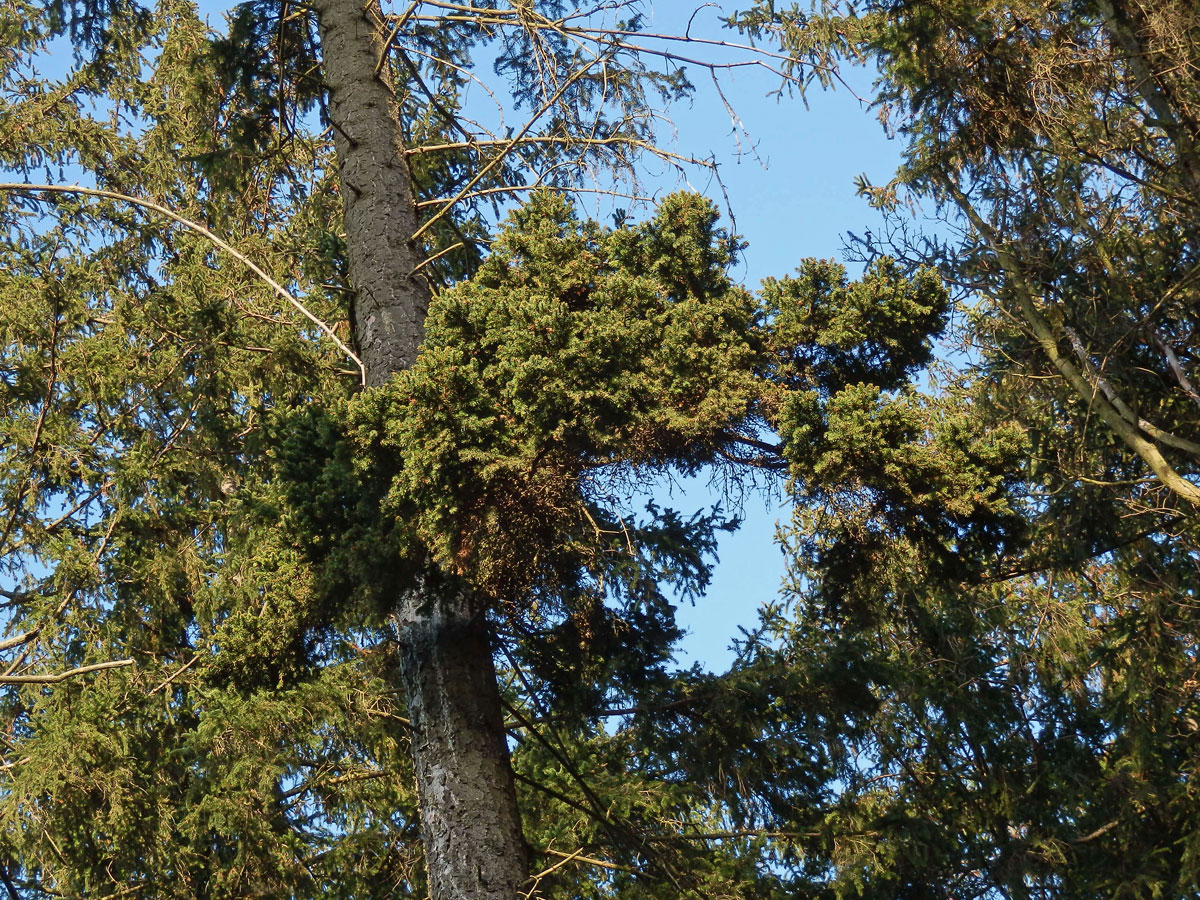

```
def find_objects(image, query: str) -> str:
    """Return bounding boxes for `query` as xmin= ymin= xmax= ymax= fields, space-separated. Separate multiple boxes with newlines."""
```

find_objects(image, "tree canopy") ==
xmin=723 ymin=0 xmax=1200 ymax=896
xmin=3 ymin=0 xmax=1200 ymax=898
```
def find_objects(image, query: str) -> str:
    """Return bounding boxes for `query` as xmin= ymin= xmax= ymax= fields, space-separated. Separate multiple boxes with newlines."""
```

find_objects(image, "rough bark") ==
xmin=312 ymin=1 xmax=530 ymax=896
xmin=393 ymin=586 xmax=531 ymax=900
xmin=313 ymin=0 xmax=428 ymax=385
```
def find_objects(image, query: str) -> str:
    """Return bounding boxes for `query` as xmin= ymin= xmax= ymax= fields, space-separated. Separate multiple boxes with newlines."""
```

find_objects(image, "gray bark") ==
xmin=313 ymin=0 xmax=428 ymax=385
xmin=394 ymin=586 xmax=530 ymax=900
xmin=312 ymin=1 xmax=530 ymax=896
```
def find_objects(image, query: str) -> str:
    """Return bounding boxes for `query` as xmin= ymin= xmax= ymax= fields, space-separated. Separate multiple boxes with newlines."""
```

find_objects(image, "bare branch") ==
xmin=411 ymin=54 xmax=608 ymax=242
xmin=537 ymin=846 xmax=628 ymax=872
xmin=407 ymin=135 xmax=709 ymax=171
xmin=0 ymin=658 xmax=134 ymax=685
xmin=415 ymin=183 xmax=653 ymax=208
xmin=1149 ymin=327 xmax=1200 ymax=412
xmin=147 ymin=652 xmax=204 ymax=696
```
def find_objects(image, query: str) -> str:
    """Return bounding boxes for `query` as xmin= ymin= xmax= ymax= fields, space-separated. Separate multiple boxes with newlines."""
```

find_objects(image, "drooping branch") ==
xmin=0 ymin=182 xmax=366 ymax=384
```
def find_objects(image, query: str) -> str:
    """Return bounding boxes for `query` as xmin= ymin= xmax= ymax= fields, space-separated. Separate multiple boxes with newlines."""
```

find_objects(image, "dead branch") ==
xmin=0 ymin=659 xmax=134 ymax=685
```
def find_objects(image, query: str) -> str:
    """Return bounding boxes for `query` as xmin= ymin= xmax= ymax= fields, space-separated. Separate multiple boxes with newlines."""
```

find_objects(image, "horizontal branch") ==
xmin=539 ymin=847 xmax=627 ymax=872
xmin=281 ymin=769 xmax=391 ymax=801
xmin=644 ymin=828 xmax=820 ymax=842
xmin=504 ymin=693 xmax=701 ymax=727
xmin=407 ymin=135 xmax=706 ymax=171
xmin=0 ymin=658 xmax=134 ymax=685
xmin=415 ymin=182 xmax=654 ymax=208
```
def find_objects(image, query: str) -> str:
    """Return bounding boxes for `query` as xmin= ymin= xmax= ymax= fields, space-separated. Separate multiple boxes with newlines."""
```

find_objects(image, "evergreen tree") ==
xmin=0 ymin=1 xmax=949 ymax=897
xmin=710 ymin=0 xmax=1200 ymax=895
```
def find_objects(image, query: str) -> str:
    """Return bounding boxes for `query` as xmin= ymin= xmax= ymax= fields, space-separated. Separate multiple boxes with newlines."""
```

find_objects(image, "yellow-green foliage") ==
xmin=349 ymin=192 xmax=760 ymax=600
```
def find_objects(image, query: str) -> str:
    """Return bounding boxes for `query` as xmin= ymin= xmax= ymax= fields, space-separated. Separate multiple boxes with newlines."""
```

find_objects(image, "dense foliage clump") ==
xmin=354 ymin=191 xmax=759 ymax=600
xmin=14 ymin=0 xmax=1200 ymax=895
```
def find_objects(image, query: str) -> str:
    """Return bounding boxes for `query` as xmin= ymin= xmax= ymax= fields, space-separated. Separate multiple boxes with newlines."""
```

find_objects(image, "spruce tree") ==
xmin=710 ymin=1 xmax=1200 ymax=895
xmin=0 ymin=1 xmax=952 ymax=897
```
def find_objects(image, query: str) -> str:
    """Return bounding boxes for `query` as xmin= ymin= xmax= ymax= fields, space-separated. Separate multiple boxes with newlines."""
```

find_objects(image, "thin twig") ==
xmin=147 ymin=652 xmax=204 ymax=696
xmin=411 ymin=56 xmax=606 ymax=242
xmin=541 ymin=847 xmax=625 ymax=871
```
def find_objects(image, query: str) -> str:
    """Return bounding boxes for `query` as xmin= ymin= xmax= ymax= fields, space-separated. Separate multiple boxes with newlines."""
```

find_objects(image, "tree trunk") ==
xmin=393 ymin=585 xmax=531 ymax=900
xmin=312 ymin=1 xmax=530 ymax=896
xmin=313 ymin=0 xmax=428 ymax=385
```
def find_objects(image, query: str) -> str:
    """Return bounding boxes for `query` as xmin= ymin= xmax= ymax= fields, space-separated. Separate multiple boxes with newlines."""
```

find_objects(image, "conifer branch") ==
xmin=943 ymin=179 xmax=1200 ymax=506
xmin=0 ymin=183 xmax=367 ymax=385
xmin=644 ymin=828 xmax=821 ymax=842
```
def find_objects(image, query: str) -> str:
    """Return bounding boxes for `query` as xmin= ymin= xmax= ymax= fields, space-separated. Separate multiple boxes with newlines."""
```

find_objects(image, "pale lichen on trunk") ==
xmin=312 ymin=1 xmax=530 ymax=896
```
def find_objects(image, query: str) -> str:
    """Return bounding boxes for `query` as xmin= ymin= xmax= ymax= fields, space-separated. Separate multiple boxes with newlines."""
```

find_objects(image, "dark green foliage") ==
xmin=3 ymin=0 xmax=1082 ymax=896
xmin=761 ymin=258 xmax=946 ymax=396
xmin=353 ymin=191 xmax=758 ymax=599
xmin=719 ymin=0 xmax=1200 ymax=896
xmin=0 ymin=25 xmax=959 ymax=878
xmin=760 ymin=257 xmax=1026 ymax=618
xmin=269 ymin=191 xmax=762 ymax=726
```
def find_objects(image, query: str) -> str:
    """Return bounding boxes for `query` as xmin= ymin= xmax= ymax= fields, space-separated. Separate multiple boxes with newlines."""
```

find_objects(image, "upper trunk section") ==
xmin=313 ymin=0 xmax=430 ymax=384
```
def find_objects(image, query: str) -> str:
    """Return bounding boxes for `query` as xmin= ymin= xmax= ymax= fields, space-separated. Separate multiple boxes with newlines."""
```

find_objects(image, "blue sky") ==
xmin=186 ymin=0 xmax=907 ymax=670
xmin=626 ymin=3 xmax=905 ymax=670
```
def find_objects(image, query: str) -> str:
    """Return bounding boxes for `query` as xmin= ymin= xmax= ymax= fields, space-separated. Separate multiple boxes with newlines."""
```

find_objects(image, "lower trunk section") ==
xmin=394 ymin=587 xmax=529 ymax=900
